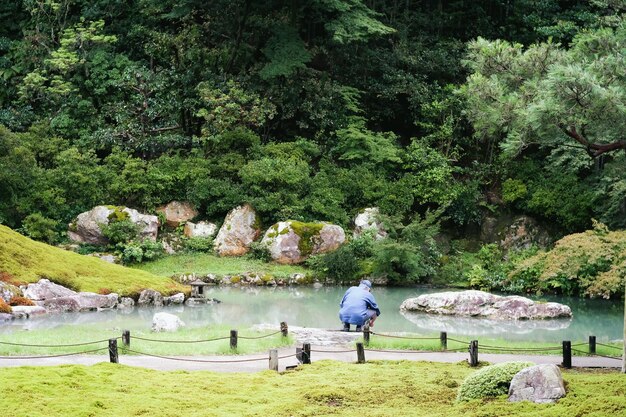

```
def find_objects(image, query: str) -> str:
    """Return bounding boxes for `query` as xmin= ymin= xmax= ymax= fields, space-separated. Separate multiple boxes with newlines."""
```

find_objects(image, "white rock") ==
xmin=509 ymin=364 xmax=566 ymax=403
xmin=151 ymin=312 xmax=185 ymax=332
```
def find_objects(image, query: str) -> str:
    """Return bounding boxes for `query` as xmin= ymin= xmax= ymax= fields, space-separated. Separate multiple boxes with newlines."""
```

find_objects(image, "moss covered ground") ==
xmin=0 ymin=225 xmax=183 ymax=296
xmin=134 ymin=253 xmax=308 ymax=278
xmin=0 ymin=361 xmax=624 ymax=417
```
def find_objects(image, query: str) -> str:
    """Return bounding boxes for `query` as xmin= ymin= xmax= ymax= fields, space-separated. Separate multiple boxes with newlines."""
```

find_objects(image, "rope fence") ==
xmin=0 ymin=323 xmax=623 ymax=371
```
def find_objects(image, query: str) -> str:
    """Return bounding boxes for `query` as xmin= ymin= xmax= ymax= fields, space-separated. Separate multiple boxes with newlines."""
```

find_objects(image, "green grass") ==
xmin=364 ymin=332 xmax=624 ymax=357
xmin=0 ymin=225 xmax=184 ymax=296
xmin=134 ymin=253 xmax=309 ymax=278
xmin=0 ymin=361 xmax=624 ymax=416
xmin=0 ymin=325 xmax=292 ymax=356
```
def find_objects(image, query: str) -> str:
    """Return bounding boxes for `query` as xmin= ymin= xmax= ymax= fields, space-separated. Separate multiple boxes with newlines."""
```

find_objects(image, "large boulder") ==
xmin=509 ymin=364 xmax=566 ymax=404
xmin=353 ymin=208 xmax=387 ymax=240
xmin=68 ymin=206 xmax=159 ymax=245
xmin=0 ymin=281 xmax=22 ymax=303
xmin=23 ymin=279 xmax=77 ymax=301
xmin=156 ymin=201 xmax=198 ymax=227
xmin=39 ymin=292 xmax=118 ymax=313
xmin=213 ymin=204 xmax=261 ymax=256
xmin=481 ymin=214 xmax=552 ymax=251
xmin=400 ymin=290 xmax=572 ymax=320
xmin=184 ymin=221 xmax=217 ymax=238
xmin=137 ymin=289 xmax=164 ymax=307
xmin=151 ymin=312 xmax=185 ymax=332
xmin=260 ymin=221 xmax=346 ymax=264
xmin=10 ymin=305 xmax=47 ymax=319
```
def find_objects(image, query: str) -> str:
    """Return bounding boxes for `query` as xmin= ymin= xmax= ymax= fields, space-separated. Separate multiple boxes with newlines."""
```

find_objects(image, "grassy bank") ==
xmin=0 ymin=325 xmax=291 ymax=356
xmin=134 ymin=253 xmax=308 ymax=278
xmin=0 ymin=361 xmax=624 ymax=416
xmin=0 ymin=225 xmax=184 ymax=296
xmin=364 ymin=333 xmax=624 ymax=357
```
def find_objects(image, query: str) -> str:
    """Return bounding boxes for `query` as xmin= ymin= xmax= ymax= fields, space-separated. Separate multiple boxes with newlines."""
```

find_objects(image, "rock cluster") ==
xmin=400 ymin=290 xmax=572 ymax=320
xmin=176 ymin=272 xmax=311 ymax=286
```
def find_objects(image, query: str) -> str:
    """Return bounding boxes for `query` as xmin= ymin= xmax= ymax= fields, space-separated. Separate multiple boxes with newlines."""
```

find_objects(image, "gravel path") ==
xmin=0 ymin=327 xmax=622 ymax=373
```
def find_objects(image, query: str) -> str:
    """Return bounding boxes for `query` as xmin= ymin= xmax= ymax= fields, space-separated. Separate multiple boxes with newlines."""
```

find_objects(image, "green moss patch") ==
xmin=0 ymin=362 xmax=624 ymax=417
xmin=0 ymin=225 xmax=183 ymax=297
xmin=289 ymin=221 xmax=324 ymax=256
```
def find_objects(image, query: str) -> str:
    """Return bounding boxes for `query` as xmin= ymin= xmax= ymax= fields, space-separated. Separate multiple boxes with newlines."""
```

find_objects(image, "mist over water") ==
xmin=1 ymin=286 xmax=623 ymax=343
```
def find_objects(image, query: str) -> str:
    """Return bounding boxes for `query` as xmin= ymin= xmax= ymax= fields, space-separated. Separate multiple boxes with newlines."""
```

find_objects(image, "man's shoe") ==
xmin=342 ymin=323 xmax=350 ymax=332
xmin=355 ymin=325 xmax=362 ymax=332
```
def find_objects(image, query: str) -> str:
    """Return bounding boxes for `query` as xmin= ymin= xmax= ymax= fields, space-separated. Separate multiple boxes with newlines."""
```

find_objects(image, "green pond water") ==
xmin=1 ymin=286 xmax=623 ymax=343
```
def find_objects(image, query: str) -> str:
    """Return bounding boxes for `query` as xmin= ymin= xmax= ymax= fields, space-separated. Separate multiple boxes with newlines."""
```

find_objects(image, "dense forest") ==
xmin=1 ymin=0 xmax=625 ymax=295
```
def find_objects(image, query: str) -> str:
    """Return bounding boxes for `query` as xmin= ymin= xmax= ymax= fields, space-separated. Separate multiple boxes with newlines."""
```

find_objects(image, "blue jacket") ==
xmin=339 ymin=284 xmax=381 ymax=326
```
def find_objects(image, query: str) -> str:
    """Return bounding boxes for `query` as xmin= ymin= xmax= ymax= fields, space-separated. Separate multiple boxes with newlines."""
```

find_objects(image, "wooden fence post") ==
xmin=303 ymin=343 xmax=311 ymax=364
xmin=363 ymin=323 xmax=370 ymax=346
xmin=356 ymin=342 xmax=365 ymax=364
xmin=122 ymin=330 xmax=130 ymax=346
xmin=469 ymin=340 xmax=478 ymax=367
xmin=440 ymin=332 xmax=447 ymax=351
xmin=269 ymin=349 xmax=278 ymax=371
xmin=588 ymin=336 xmax=596 ymax=355
xmin=280 ymin=322 xmax=288 ymax=338
xmin=230 ymin=329 xmax=238 ymax=350
xmin=109 ymin=338 xmax=118 ymax=364
xmin=562 ymin=341 xmax=572 ymax=369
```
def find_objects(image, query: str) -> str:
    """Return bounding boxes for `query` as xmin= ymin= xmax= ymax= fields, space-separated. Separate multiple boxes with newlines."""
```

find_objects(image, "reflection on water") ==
xmin=1 ymin=286 xmax=623 ymax=343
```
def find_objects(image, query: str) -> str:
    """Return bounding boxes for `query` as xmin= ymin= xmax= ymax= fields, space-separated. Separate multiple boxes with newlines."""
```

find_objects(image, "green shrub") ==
xmin=101 ymin=219 xmax=140 ymax=245
xmin=120 ymin=240 xmax=164 ymax=264
xmin=184 ymin=237 xmax=214 ymax=253
xmin=22 ymin=213 xmax=59 ymax=244
xmin=457 ymin=362 xmax=534 ymax=402
xmin=248 ymin=241 xmax=272 ymax=262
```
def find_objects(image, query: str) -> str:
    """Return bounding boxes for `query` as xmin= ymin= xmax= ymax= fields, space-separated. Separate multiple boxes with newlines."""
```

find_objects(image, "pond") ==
xmin=1 ymin=286 xmax=623 ymax=343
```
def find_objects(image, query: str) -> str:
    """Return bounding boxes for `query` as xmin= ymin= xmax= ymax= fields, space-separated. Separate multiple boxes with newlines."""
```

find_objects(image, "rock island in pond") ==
xmin=400 ymin=290 xmax=572 ymax=320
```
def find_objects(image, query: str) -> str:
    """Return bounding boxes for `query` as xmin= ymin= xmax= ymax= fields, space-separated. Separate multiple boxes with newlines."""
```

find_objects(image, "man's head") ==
xmin=359 ymin=280 xmax=372 ymax=291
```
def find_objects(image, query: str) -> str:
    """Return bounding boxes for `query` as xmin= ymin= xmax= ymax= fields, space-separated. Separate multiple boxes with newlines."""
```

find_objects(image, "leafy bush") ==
xmin=120 ymin=240 xmax=164 ymax=264
xmin=101 ymin=219 xmax=140 ymax=245
xmin=22 ymin=213 xmax=59 ymax=244
xmin=183 ymin=237 xmax=214 ymax=253
xmin=248 ymin=241 xmax=272 ymax=262
xmin=457 ymin=362 xmax=534 ymax=401
xmin=508 ymin=223 xmax=626 ymax=298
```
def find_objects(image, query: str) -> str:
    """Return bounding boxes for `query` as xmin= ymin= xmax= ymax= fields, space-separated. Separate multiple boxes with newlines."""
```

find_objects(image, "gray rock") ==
xmin=509 ymin=364 xmax=566 ymax=403
xmin=480 ymin=214 xmax=552 ymax=251
xmin=151 ymin=312 xmax=185 ymax=332
xmin=164 ymin=293 xmax=185 ymax=305
xmin=118 ymin=297 xmax=135 ymax=309
xmin=185 ymin=297 xmax=220 ymax=306
xmin=353 ymin=207 xmax=387 ymax=240
xmin=137 ymin=289 xmax=164 ymax=307
xmin=213 ymin=204 xmax=261 ymax=256
xmin=0 ymin=281 xmax=21 ymax=302
xmin=39 ymin=292 xmax=118 ymax=313
xmin=400 ymin=290 xmax=572 ymax=320
xmin=260 ymin=221 xmax=345 ymax=264
xmin=0 ymin=313 xmax=12 ymax=322
xmin=184 ymin=221 xmax=217 ymax=238
xmin=23 ymin=279 xmax=77 ymax=301
xmin=88 ymin=253 xmax=118 ymax=264
xmin=10 ymin=305 xmax=47 ymax=319
xmin=156 ymin=201 xmax=198 ymax=227
xmin=68 ymin=205 xmax=159 ymax=245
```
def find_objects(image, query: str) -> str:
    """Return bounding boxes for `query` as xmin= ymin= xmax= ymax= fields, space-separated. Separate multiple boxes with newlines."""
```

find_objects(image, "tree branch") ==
xmin=559 ymin=124 xmax=626 ymax=158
